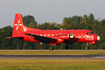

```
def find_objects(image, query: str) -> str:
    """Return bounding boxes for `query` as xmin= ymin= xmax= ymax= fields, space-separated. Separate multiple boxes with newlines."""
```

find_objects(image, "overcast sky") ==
xmin=0 ymin=0 xmax=105 ymax=28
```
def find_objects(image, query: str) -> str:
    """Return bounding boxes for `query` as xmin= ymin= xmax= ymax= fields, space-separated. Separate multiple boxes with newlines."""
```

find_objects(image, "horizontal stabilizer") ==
xmin=6 ymin=37 xmax=24 ymax=40
xmin=5 ymin=37 xmax=12 ymax=39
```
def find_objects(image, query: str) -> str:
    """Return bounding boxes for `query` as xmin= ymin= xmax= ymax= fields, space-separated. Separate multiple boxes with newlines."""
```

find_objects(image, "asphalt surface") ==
xmin=0 ymin=55 xmax=105 ymax=59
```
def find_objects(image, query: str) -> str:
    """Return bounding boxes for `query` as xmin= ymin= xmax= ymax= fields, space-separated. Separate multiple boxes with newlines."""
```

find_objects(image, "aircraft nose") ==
xmin=97 ymin=36 xmax=100 ymax=40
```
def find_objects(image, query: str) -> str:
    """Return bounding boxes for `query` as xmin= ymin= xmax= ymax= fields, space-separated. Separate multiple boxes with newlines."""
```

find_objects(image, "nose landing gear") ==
xmin=86 ymin=42 xmax=88 ymax=50
xmin=50 ymin=45 xmax=54 ymax=50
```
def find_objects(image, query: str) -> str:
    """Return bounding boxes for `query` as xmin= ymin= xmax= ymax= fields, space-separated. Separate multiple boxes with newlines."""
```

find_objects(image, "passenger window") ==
xmin=52 ymin=34 xmax=54 ymax=36
xmin=44 ymin=34 xmax=46 ymax=36
xmin=48 ymin=34 xmax=50 ymax=36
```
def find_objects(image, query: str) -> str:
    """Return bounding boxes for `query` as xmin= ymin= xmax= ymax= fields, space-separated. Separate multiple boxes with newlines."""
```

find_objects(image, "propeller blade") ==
xmin=68 ymin=31 xmax=74 ymax=38
xmin=72 ymin=31 xmax=74 ymax=36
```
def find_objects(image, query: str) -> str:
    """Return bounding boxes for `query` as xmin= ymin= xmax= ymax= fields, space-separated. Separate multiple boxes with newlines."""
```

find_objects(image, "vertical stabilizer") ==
xmin=12 ymin=13 xmax=25 ymax=37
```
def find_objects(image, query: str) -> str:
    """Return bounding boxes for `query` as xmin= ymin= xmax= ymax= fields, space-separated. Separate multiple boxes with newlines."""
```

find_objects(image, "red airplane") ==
xmin=6 ymin=13 xmax=100 ymax=50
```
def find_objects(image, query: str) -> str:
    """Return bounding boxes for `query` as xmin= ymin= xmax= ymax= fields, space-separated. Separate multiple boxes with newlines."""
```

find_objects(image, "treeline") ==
xmin=0 ymin=13 xmax=105 ymax=49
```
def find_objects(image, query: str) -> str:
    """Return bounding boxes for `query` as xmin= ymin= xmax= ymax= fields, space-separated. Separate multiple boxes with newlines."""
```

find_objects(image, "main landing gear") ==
xmin=65 ymin=45 xmax=69 ymax=49
xmin=50 ymin=45 xmax=70 ymax=50
xmin=50 ymin=45 xmax=54 ymax=50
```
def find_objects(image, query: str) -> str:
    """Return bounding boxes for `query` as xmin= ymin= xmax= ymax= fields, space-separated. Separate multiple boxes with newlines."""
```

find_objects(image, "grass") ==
xmin=0 ymin=59 xmax=105 ymax=70
xmin=0 ymin=50 xmax=105 ymax=55
xmin=0 ymin=50 xmax=105 ymax=70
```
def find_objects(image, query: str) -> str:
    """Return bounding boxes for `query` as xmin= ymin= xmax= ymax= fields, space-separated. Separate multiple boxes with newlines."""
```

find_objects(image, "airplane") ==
xmin=6 ymin=13 xmax=100 ymax=50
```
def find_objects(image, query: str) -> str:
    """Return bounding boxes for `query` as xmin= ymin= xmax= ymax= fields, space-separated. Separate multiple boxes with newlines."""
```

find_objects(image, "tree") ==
xmin=89 ymin=13 xmax=94 ymax=22
xmin=23 ymin=15 xmax=37 ymax=27
xmin=29 ymin=22 xmax=36 ymax=28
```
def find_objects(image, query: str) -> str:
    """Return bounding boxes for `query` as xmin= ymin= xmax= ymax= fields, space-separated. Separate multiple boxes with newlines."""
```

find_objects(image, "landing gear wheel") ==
xmin=50 ymin=46 xmax=54 ymax=50
xmin=65 ymin=45 xmax=69 ymax=49
xmin=86 ymin=42 xmax=88 ymax=50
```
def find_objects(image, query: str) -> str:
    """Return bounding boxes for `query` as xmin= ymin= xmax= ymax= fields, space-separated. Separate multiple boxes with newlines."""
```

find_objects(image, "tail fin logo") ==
xmin=15 ymin=20 xmax=23 ymax=31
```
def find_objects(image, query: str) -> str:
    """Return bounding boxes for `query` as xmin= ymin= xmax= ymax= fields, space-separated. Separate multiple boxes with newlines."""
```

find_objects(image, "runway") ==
xmin=0 ymin=55 xmax=105 ymax=59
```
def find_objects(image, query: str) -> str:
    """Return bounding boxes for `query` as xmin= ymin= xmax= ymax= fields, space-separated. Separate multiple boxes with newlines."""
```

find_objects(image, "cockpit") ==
xmin=87 ymin=32 xmax=94 ymax=35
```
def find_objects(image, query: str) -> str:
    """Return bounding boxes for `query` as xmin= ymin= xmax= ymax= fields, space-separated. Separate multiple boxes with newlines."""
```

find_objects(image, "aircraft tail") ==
xmin=6 ymin=13 xmax=39 ymax=39
xmin=12 ymin=13 xmax=27 ymax=37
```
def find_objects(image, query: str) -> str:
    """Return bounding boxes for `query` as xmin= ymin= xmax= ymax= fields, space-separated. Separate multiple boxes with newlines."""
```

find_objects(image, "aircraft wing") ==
xmin=25 ymin=33 xmax=57 ymax=43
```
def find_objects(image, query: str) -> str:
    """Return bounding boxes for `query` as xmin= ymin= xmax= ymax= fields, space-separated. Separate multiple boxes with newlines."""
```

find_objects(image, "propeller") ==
xmin=68 ymin=31 xmax=74 ymax=38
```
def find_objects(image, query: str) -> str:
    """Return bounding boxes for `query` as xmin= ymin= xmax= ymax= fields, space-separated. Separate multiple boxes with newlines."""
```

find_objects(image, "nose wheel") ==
xmin=50 ymin=46 xmax=54 ymax=50
xmin=86 ymin=42 xmax=88 ymax=50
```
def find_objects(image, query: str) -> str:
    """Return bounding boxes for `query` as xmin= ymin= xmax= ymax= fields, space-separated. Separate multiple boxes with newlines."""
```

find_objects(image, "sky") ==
xmin=0 ymin=0 xmax=105 ymax=28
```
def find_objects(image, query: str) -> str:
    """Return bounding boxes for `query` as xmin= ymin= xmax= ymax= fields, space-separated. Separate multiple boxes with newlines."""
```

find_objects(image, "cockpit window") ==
xmin=87 ymin=32 xmax=89 ymax=34
xmin=87 ymin=32 xmax=94 ymax=34
xmin=90 ymin=32 xmax=94 ymax=34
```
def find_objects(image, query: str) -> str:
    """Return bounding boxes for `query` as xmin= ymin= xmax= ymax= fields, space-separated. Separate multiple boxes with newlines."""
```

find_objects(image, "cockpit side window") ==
xmin=87 ymin=32 xmax=94 ymax=35
xmin=90 ymin=32 xmax=94 ymax=34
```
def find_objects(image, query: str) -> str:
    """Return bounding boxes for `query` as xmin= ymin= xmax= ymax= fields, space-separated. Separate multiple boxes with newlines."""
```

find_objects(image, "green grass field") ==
xmin=0 ymin=50 xmax=105 ymax=70
xmin=0 ymin=59 xmax=105 ymax=70
xmin=0 ymin=50 xmax=105 ymax=55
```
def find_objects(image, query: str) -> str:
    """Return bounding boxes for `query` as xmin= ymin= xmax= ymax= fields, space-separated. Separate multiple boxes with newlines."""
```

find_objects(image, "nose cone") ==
xmin=97 ymin=36 xmax=100 ymax=40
